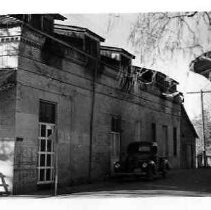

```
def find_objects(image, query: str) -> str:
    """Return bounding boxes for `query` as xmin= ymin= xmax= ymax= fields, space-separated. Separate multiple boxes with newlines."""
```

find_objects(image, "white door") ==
xmin=38 ymin=123 xmax=55 ymax=184
xmin=110 ymin=132 xmax=120 ymax=173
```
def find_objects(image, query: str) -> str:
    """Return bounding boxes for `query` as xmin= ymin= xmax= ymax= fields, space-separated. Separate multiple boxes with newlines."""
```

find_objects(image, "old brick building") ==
xmin=0 ymin=14 xmax=196 ymax=194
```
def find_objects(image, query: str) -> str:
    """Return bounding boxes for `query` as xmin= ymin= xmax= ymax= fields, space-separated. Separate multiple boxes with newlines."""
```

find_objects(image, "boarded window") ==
xmin=173 ymin=127 xmax=177 ymax=156
xmin=39 ymin=101 xmax=56 ymax=123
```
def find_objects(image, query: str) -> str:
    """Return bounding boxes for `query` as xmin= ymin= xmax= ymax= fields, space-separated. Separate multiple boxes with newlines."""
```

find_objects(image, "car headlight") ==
xmin=142 ymin=162 xmax=148 ymax=168
xmin=114 ymin=162 xmax=121 ymax=168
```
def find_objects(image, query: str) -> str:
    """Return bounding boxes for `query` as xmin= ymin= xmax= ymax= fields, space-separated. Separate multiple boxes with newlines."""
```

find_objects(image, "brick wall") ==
xmin=2 ymin=26 xmax=183 ymax=194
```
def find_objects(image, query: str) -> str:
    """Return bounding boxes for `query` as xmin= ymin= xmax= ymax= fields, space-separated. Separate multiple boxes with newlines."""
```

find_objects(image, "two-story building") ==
xmin=0 ymin=14 xmax=196 ymax=194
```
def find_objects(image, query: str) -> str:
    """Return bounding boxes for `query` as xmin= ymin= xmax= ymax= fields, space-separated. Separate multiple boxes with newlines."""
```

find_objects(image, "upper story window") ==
xmin=22 ymin=14 xmax=31 ymax=23
xmin=30 ymin=15 xmax=54 ymax=33
xmin=41 ymin=16 xmax=54 ymax=33
xmin=30 ymin=14 xmax=42 ymax=30
xmin=85 ymin=36 xmax=98 ymax=56
xmin=11 ymin=14 xmax=54 ymax=34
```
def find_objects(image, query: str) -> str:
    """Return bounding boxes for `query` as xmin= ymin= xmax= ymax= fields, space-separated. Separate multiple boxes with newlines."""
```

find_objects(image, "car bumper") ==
xmin=111 ymin=171 xmax=147 ymax=178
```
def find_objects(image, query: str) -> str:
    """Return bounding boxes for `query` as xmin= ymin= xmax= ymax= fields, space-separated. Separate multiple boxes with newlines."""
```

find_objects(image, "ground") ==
xmin=6 ymin=168 xmax=211 ymax=197
xmin=58 ymin=168 xmax=211 ymax=197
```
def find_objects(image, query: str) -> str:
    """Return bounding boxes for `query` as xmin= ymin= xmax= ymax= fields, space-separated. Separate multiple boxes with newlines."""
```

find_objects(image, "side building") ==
xmin=0 ymin=14 xmax=192 ymax=194
xmin=180 ymin=105 xmax=198 ymax=168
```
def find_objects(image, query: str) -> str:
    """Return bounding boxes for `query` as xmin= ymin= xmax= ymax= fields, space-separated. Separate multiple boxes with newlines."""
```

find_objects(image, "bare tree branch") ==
xmin=128 ymin=11 xmax=211 ymax=68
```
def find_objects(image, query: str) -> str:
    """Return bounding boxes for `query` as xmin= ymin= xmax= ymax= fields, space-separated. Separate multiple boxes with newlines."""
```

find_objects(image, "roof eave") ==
xmin=54 ymin=24 xmax=105 ymax=42
xmin=100 ymin=45 xmax=135 ymax=59
xmin=49 ymin=14 xmax=67 ymax=21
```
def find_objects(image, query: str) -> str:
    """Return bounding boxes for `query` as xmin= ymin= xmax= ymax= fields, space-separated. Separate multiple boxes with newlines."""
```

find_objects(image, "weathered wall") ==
xmin=0 ymin=87 xmax=16 ymax=193
xmin=0 ymin=26 xmax=21 ymax=193
xmin=91 ymin=82 xmax=181 ymax=179
xmin=0 ymin=26 xmax=21 ymax=69
xmin=13 ymin=32 xmax=94 ymax=193
xmin=9 ymin=26 xmax=182 ymax=193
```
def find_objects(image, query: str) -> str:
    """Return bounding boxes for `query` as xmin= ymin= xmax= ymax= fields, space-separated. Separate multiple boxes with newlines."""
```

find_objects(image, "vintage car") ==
xmin=113 ymin=141 xmax=169 ymax=180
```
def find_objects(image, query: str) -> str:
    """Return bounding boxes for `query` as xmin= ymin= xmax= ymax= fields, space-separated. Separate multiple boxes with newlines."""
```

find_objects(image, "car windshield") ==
xmin=138 ymin=146 xmax=151 ymax=152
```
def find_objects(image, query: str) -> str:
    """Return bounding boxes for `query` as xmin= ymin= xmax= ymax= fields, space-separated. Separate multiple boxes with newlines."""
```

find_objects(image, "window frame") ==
xmin=111 ymin=116 xmax=121 ymax=133
xmin=151 ymin=123 xmax=156 ymax=142
xmin=37 ymin=100 xmax=57 ymax=185
xmin=173 ymin=127 xmax=177 ymax=156
xmin=37 ymin=122 xmax=55 ymax=184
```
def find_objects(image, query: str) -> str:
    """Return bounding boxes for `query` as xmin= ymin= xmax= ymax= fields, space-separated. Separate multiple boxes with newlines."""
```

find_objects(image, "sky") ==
xmin=57 ymin=13 xmax=211 ymax=120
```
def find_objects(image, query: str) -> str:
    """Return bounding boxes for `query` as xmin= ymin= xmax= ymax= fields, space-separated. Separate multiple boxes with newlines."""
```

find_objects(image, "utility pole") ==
xmin=200 ymin=90 xmax=207 ymax=167
xmin=186 ymin=90 xmax=211 ymax=167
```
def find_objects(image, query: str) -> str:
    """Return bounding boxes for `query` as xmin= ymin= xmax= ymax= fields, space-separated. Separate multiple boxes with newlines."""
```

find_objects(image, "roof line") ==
xmin=100 ymin=45 xmax=135 ymax=59
xmin=181 ymin=104 xmax=199 ymax=138
xmin=54 ymin=23 xmax=105 ymax=42
xmin=132 ymin=65 xmax=179 ymax=84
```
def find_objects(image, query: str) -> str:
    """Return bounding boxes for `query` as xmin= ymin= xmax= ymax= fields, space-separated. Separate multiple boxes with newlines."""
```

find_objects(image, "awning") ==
xmin=0 ymin=69 xmax=16 ymax=91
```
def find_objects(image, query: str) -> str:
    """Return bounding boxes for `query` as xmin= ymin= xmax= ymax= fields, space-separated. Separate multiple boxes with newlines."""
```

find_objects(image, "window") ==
xmin=111 ymin=116 xmax=121 ymax=133
xmin=135 ymin=121 xmax=141 ymax=141
xmin=31 ymin=14 xmax=42 ymax=30
xmin=110 ymin=116 xmax=121 ymax=173
xmin=22 ymin=14 xmax=31 ymax=23
xmin=38 ymin=101 xmax=56 ymax=184
xmin=41 ymin=16 xmax=53 ymax=33
xmin=151 ymin=123 xmax=156 ymax=142
xmin=39 ymin=101 xmax=56 ymax=123
xmin=111 ymin=132 xmax=120 ymax=159
xmin=173 ymin=127 xmax=177 ymax=156
xmin=85 ymin=36 xmax=98 ymax=56
xmin=162 ymin=125 xmax=169 ymax=157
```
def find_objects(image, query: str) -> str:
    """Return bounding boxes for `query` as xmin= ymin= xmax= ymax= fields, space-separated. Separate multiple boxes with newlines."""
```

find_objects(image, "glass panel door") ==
xmin=38 ymin=123 xmax=55 ymax=184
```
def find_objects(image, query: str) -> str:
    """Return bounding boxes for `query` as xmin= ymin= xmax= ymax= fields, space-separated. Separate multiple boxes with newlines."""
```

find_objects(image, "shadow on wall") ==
xmin=0 ymin=139 xmax=15 ymax=193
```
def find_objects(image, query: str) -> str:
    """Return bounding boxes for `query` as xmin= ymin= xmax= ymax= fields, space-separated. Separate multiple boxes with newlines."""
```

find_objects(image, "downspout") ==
xmin=88 ymin=57 xmax=98 ymax=183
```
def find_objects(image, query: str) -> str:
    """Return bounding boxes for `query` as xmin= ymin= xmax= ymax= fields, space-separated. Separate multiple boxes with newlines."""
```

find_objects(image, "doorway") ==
xmin=37 ymin=100 xmax=56 ymax=184
xmin=162 ymin=125 xmax=169 ymax=157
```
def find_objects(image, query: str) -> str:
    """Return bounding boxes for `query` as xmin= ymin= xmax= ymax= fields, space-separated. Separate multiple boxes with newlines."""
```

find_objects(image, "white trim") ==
xmin=37 ymin=122 xmax=55 ymax=184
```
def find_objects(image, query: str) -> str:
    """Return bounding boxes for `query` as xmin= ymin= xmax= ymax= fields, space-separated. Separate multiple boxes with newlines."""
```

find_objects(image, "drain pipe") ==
xmin=88 ymin=59 xmax=98 ymax=183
